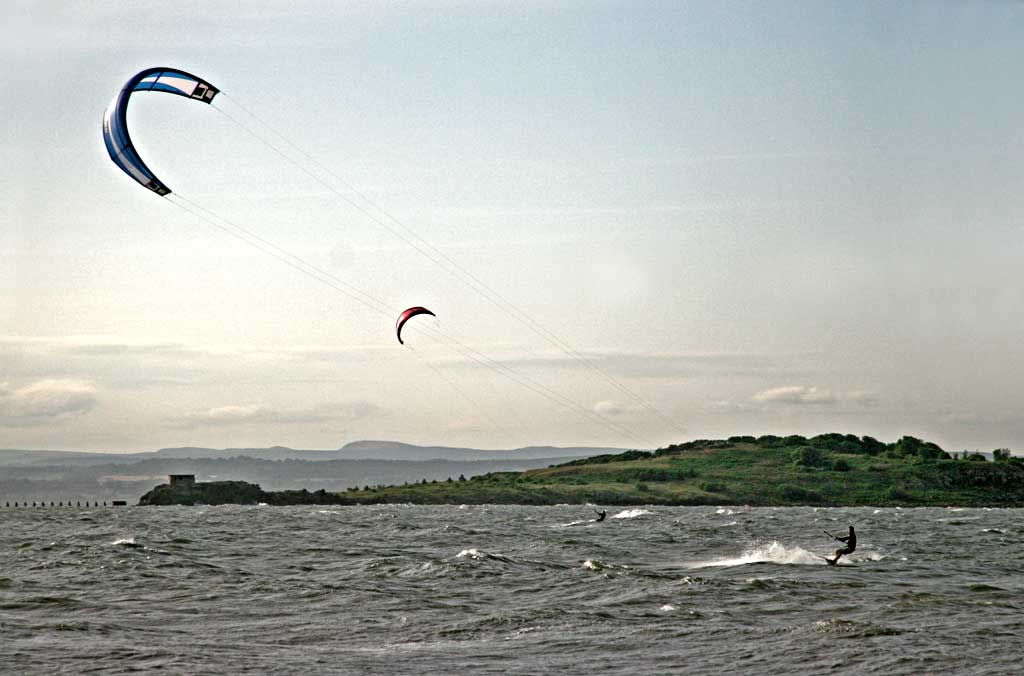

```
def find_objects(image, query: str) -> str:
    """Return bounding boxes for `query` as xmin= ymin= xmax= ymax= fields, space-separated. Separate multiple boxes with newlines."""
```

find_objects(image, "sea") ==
xmin=1 ymin=504 xmax=1020 ymax=675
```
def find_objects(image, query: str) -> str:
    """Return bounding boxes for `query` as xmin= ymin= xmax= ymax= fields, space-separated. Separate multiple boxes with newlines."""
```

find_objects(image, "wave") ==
xmin=111 ymin=537 xmax=144 ymax=549
xmin=454 ymin=548 xmax=516 ymax=565
xmin=686 ymin=541 xmax=824 ymax=568
xmin=582 ymin=559 xmax=631 ymax=574
xmin=457 ymin=548 xmax=486 ymax=560
xmin=611 ymin=509 xmax=653 ymax=519
xmin=556 ymin=519 xmax=594 ymax=527
xmin=847 ymin=550 xmax=885 ymax=563
xmin=810 ymin=618 xmax=905 ymax=637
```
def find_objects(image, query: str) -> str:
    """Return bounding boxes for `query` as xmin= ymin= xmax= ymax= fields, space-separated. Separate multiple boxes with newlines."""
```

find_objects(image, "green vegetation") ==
xmin=137 ymin=434 xmax=1024 ymax=507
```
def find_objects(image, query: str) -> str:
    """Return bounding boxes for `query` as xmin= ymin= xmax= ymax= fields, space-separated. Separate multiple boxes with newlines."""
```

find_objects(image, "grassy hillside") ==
xmin=322 ymin=434 xmax=1024 ymax=507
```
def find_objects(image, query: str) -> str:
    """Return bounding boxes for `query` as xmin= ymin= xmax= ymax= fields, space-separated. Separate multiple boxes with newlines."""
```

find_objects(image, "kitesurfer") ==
xmin=594 ymin=509 xmax=607 ymax=522
xmin=826 ymin=526 xmax=856 ymax=565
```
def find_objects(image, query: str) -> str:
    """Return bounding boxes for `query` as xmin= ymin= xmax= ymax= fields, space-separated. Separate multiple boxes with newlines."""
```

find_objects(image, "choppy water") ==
xmin=1 ymin=505 xmax=1020 ymax=675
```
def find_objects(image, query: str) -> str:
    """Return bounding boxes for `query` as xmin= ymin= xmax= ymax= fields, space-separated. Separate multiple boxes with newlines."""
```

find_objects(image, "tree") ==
xmin=861 ymin=436 xmax=886 ymax=456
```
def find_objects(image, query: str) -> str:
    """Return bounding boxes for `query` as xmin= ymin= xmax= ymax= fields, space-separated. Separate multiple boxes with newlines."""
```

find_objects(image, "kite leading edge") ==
xmin=102 ymin=67 xmax=219 ymax=196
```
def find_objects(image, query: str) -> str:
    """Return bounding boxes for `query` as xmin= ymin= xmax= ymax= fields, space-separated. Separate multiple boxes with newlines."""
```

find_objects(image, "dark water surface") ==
xmin=1 ymin=505 xmax=1020 ymax=675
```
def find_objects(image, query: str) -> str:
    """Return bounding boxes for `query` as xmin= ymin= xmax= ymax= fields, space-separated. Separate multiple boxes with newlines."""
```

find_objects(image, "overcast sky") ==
xmin=3 ymin=1 xmax=1022 ymax=453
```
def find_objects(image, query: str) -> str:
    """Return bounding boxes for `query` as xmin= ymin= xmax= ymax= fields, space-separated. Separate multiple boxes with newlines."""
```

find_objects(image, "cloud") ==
xmin=165 ymin=401 xmax=380 ymax=428
xmin=442 ymin=348 xmax=799 ymax=380
xmin=0 ymin=335 xmax=388 ymax=362
xmin=0 ymin=379 xmax=99 ymax=426
xmin=752 ymin=386 xmax=877 ymax=407
xmin=593 ymin=400 xmax=645 ymax=417
xmin=594 ymin=400 xmax=625 ymax=416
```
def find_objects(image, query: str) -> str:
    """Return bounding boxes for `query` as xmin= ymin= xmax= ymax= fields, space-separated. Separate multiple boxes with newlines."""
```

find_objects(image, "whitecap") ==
xmin=612 ymin=509 xmax=653 ymax=519
xmin=686 ymin=541 xmax=822 ymax=568
xmin=659 ymin=604 xmax=676 ymax=611
xmin=111 ymin=537 xmax=144 ymax=549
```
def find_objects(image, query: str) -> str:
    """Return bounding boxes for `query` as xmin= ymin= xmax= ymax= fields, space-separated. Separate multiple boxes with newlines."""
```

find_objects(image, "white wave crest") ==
xmin=687 ymin=541 xmax=822 ymax=568
xmin=111 ymin=537 xmax=144 ymax=549
xmin=611 ymin=509 xmax=653 ymax=519
xmin=456 ymin=548 xmax=485 ymax=560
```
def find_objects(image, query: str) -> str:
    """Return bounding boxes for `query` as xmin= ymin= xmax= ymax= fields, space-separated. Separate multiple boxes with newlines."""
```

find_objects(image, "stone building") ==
xmin=169 ymin=474 xmax=196 ymax=488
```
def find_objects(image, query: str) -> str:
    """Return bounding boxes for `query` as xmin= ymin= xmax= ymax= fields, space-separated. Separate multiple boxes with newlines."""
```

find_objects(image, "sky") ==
xmin=3 ymin=1 xmax=1023 ymax=453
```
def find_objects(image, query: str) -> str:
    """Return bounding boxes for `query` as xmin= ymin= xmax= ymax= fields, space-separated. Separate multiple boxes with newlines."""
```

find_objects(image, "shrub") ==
xmin=809 ymin=433 xmax=849 ymax=450
xmin=891 ymin=436 xmax=950 ymax=460
xmin=636 ymin=482 xmax=651 ymax=493
xmin=887 ymin=486 xmax=912 ymax=501
xmin=830 ymin=458 xmax=852 ymax=472
xmin=700 ymin=482 xmax=726 ymax=493
xmin=792 ymin=446 xmax=828 ymax=468
xmin=779 ymin=485 xmax=822 ymax=502
xmin=861 ymin=436 xmax=886 ymax=456
xmin=559 ymin=449 xmax=652 ymax=466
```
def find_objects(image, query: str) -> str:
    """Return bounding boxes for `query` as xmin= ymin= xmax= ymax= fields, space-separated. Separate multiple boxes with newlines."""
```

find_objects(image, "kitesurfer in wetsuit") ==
xmin=594 ymin=509 xmax=607 ymax=522
xmin=827 ymin=526 xmax=856 ymax=565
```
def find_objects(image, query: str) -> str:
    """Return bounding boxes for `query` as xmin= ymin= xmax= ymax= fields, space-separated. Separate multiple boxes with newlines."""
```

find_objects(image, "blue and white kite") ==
xmin=102 ymin=67 xmax=219 ymax=196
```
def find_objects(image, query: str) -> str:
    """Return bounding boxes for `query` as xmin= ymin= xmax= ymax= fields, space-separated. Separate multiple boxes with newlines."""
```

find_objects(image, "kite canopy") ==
xmin=396 ymin=306 xmax=435 ymax=345
xmin=102 ymin=67 xmax=219 ymax=196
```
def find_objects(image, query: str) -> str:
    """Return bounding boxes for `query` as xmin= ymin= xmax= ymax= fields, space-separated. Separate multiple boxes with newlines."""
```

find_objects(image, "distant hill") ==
xmin=330 ymin=440 xmax=627 ymax=462
xmin=0 ymin=441 xmax=627 ymax=467
xmin=0 ymin=449 xmax=116 ymax=467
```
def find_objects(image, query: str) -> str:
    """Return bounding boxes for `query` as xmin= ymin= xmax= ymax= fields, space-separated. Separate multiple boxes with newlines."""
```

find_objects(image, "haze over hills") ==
xmin=0 ymin=441 xmax=630 ymax=503
xmin=0 ymin=441 xmax=628 ymax=466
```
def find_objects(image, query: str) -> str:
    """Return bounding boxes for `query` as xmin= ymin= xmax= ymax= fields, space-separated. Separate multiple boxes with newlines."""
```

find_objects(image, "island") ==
xmin=137 ymin=434 xmax=1024 ymax=507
